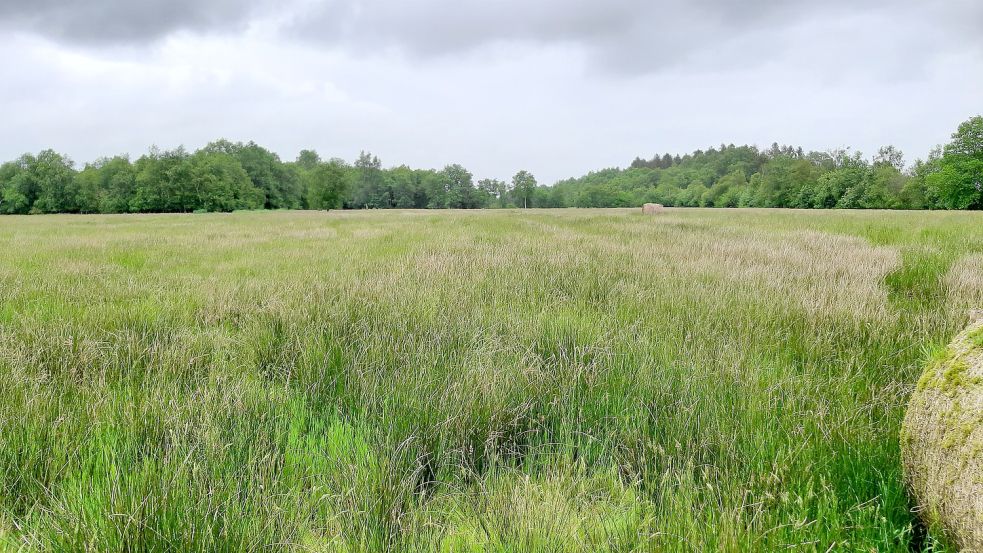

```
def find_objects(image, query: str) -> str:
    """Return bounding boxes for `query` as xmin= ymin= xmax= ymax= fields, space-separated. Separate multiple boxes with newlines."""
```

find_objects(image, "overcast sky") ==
xmin=0 ymin=0 xmax=980 ymax=183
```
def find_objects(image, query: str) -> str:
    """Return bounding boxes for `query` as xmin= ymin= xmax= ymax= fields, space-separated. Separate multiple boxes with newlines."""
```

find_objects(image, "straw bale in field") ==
xmin=902 ymin=313 xmax=983 ymax=550
xmin=642 ymin=203 xmax=665 ymax=215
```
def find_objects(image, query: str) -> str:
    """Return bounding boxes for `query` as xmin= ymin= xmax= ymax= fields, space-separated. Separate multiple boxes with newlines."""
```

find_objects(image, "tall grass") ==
xmin=0 ymin=208 xmax=981 ymax=551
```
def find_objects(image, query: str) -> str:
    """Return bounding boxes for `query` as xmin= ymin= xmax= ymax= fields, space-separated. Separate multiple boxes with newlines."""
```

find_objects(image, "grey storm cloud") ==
xmin=0 ymin=0 xmax=266 ymax=43
xmin=288 ymin=0 xmax=982 ymax=62
xmin=1 ymin=0 xmax=980 ymax=74
xmin=297 ymin=0 xmax=792 ymax=46
xmin=291 ymin=0 xmax=807 ymax=66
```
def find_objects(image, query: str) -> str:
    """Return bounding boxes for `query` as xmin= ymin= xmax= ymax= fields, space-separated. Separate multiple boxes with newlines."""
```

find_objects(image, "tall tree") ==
xmin=26 ymin=150 xmax=77 ymax=214
xmin=512 ymin=170 xmax=537 ymax=208
xmin=131 ymin=147 xmax=194 ymax=212
xmin=352 ymin=151 xmax=390 ymax=208
xmin=929 ymin=116 xmax=983 ymax=209
xmin=442 ymin=164 xmax=477 ymax=209
xmin=305 ymin=160 xmax=349 ymax=210
xmin=874 ymin=145 xmax=905 ymax=171
xmin=75 ymin=156 xmax=136 ymax=213
xmin=296 ymin=149 xmax=321 ymax=172
xmin=203 ymin=140 xmax=301 ymax=209
xmin=478 ymin=178 xmax=508 ymax=208
xmin=188 ymin=151 xmax=265 ymax=212
xmin=0 ymin=158 xmax=31 ymax=214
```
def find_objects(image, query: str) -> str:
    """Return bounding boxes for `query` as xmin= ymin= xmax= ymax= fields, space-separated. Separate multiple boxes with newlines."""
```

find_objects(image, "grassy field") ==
xmin=1 ymin=208 xmax=981 ymax=552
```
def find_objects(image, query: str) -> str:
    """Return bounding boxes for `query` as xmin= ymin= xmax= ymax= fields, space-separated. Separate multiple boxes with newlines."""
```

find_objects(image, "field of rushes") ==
xmin=0 ymin=208 xmax=981 ymax=551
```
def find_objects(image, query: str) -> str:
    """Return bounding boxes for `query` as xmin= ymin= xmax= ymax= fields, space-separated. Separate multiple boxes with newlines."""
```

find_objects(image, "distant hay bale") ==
xmin=642 ymin=203 xmax=665 ymax=215
xmin=901 ymin=312 xmax=983 ymax=550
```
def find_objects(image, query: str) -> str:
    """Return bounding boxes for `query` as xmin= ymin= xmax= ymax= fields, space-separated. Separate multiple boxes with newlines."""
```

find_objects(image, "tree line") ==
xmin=0 ymin=139 xmax=540 ymax=214
xmin=1 ymin=116 xmax=980 ymax=214
xmin=557 ymin=116 xmax=982 ymax=210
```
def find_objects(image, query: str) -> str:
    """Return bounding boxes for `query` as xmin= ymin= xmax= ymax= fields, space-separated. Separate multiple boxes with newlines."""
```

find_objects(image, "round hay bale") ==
xmin=642 ymin=203 xmax=665 ymax=215
xmin=902 ymin=313 xmax=983 ymax=549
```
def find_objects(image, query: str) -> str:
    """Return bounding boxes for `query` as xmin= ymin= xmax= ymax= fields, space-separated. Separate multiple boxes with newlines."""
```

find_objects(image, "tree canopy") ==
xmin=1 ymin=116 xmax=980 ymax=214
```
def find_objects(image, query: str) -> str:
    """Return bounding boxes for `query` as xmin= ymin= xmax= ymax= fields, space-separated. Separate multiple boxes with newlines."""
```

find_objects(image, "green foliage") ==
xmin=351 ymin=151 xmax=390 ymax=208
xmin=30 ymin=150 xmax=78 ymax=213
xmin=441 ymin=164 xmax=479 ymax=209
xmin=76 ymin=156 xmax=137 ymax=213
xmin=188 ymin=151 xmax=265 ymax=212
xmin=755 ymin=155 xmax=818 ymax=208
xmin=926 ymin=117 xmax=982 ymax=209
xmin=512 ymin=170 xmax=537 ymax=208
xmin=477 ymin=178 xmax=509 ymax=207
xmin=0 ymin=160 xmax=30 ymax=214
xmin=131 ymin=146 xmax=191 ymax=212
xmin=0 ymin=150 xmax=76 ymax=214
xmin=204 ymin=140 xmax=302 ymax=209
xmin=1 ymin=116 xmax=981 ymax=215
xmin=303 ymin=159 xmax=349 ymax=210
xmin=556 ymin=118 xmax=981 ymax=211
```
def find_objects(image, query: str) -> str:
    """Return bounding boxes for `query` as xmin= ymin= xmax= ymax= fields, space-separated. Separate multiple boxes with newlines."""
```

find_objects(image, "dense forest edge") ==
xmin=1 ymin=116 xmax=980 ymax=215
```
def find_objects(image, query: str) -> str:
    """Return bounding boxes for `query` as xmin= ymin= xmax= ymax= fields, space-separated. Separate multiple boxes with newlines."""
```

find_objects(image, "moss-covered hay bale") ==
xmin=902 ymin=314 xmax=983 ymax=549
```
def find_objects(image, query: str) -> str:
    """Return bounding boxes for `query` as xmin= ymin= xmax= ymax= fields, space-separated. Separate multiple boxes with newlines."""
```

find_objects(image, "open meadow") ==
xmin=1 ymin=208 xmax=982 ymax=551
